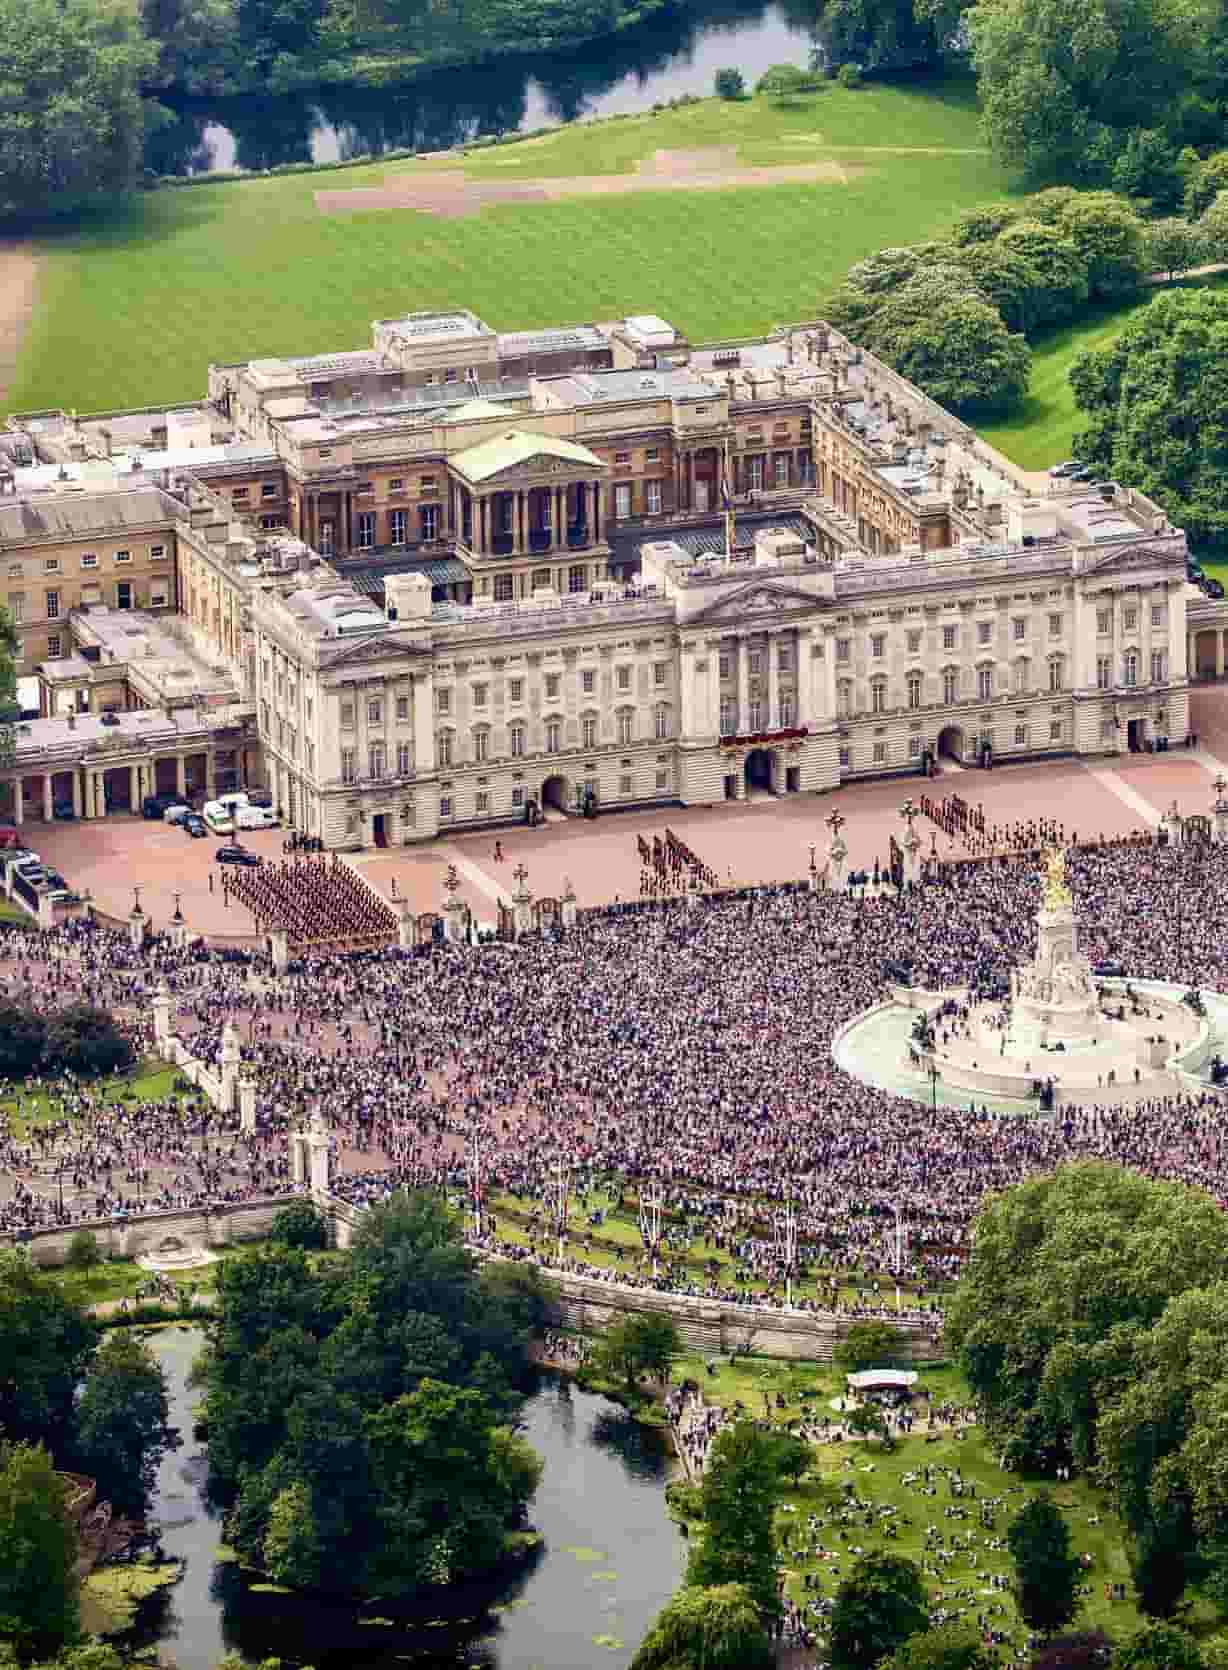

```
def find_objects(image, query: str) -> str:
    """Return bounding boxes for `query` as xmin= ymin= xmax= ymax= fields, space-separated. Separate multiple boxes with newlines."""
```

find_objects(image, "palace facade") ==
xmin=0 ymin=309 xmax=1215 ymax=847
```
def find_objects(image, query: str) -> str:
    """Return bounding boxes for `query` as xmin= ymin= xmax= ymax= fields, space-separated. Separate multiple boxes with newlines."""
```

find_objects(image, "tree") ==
xmin=0 ymin=1251 xmax=98 ymax=1454
xmin=0 ymin=0 xmax=158 ymax=220
xmin=754 ymin=63 xmax=814 ymax=99
xmin=995 ymin=221 xmax=1089 ymax=326
xmin=849 ymin=1401 xmax=894 ymax=1450
xmin=73 ymin=1333 xmax=179 ymax=1519
xmin=821 ymin=0 xmax=947 ymax=74
xmin=1027 ymin=1633 xmax=1114 ymax=1670
xmin=0 ymin=1443 xmax=79 ymax=1659
xmin=1115 ymin=1623 xmax=1206 ymax=1670
xmin=630 ymin=1583 xmax=773 ymax=1670
xmin=138 ymin=0 xmax=239 ymax=92
xmin=873 ymin=292 xmax=1032 ymax=417
xmin=1144 ymin=217 xmax=1207 ymax=281
xmin=1007 ymin=1494 xmax=1081 ymax=1636
xmin=1112 ymin=128 xmax=1185 ymax=210
xmin=836 ymin=1320 xmax=906 ymax=1373
xmin=1186 ymin=149 xmax=1228 ymax=218
xmin=1069 ymin=289 xmax=1228 ymax=555
xmin=714 ymin=67 xmax=745 ymax=99
xmin=269 ymin=1200 xmax=328 ymax=1251
xmin=0 ymin=1002 xmax=46 ymax=1078
xmin=949 ymin=202 xmax=1023 ymax=246
xmin=235 ymin=0 xmax=331 ymax=78
xmin=64 ymin=1232 xmax=100 ymax=1275
xmin=594 ymin=1314 xmax=681 ymax=1392
xmin=262 ymin=1480 xmax=323 ymax=1589
xmin=830 ymin=1551 xmax=929 ymax=1670
xmin=837 ymin=62 xmax=864 ymax=85
xmin=686 ymin=1422 xmax=781 ymax=1619
xmin=1199 ymin=190 xmax=1228 ymax=262
xmin=885 ymin=1623 xmax=997 ymax=1670
xmin=1056 ymin=192 xmax=1147 ymax=301
xmin=946 ymin=1164 xmax=1228 ymax=1470
xmin=954 ymin=238 xmax=1051 ymax=333
xmin=41 ymin=1006 xmax=131 ymax=1078
xmin=970 ymin=0 xmax=1200 ymax=183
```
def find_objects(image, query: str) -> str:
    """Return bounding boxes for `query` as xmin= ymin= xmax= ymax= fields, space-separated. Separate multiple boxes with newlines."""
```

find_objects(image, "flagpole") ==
xmin=724 ymin=437 xmax=736 ymax=558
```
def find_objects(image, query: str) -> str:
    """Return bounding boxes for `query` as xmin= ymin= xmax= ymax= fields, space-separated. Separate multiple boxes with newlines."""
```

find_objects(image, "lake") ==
xmin=150 ymin=0 xmax=820 ymax=176
xmin=129 ymin=1328 xmax=686 ymax=1670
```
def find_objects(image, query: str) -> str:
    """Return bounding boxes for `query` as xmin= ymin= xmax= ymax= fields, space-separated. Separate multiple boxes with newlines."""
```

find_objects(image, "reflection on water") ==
xmin=133 ymin=1329 xmax=683 ymax=1670
xmin=151 ymin=0 xmax=819 ymax=175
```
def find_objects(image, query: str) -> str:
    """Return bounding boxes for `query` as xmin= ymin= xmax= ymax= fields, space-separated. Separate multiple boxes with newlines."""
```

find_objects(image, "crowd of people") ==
xmin=636 ymin=827 xmax=718 ymax=898
xmin=2 ymin=835 xmax=1228 ymax=1317
xmin=221 ymin=852 xmax=399 ymax=949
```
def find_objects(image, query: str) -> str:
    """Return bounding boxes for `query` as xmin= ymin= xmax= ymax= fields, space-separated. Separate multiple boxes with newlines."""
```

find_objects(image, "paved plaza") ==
xmin=19 ymin=687 xmax=1228 ymax=939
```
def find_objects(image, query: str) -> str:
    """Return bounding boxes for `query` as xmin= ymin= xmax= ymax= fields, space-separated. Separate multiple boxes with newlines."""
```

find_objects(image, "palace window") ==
xmin=341 ymin=749 xmax=356 ymax=784
xmin=368 ymin=698 xmax=382 ymax=723
xmin=1049 ymin=613 xmax=1063 ymax=637
xmin=1152 ymin=604 xmax=1166 ymax=627
xmin=748 ymin=699 xmax=763 ymax=730
xmin=1097 ymin=609 xmax=1111 ymax=634
xmin=569 ymin=566 xmax=586 ymax=593
xmin=720 ymin=697 xmax=736 ymax=735
xmin=510 ymin=722 xmax=526 ymax=757
xmin=476 ymin=792 xmax=489 ymax=814
xmin=390 ymin=510 xmax=407 ymax=546
xmin=780 ymin=693 xmax=795 ymax=727
xmin=906 ymin=631 xmax=921 ymax=654
xmin=614 ymin=484 xmax=632 ymax=518
xmin=942 ymin=670 xmax=959 ymax=705
xmin=440 ymin=797 xmax=452 ymax=820
xmin=646 ymin=481 xmax=662 ymax=514
xmin=1015 ymin=725 xmax=1028 ymax=747
xmin=873 ymin=741 xmax=887 ymax=764
xmin=1151 ymin=650 xmax=1167 ymax=683
xmin=472 ymin=682 xmax=487 ymax=708
xmin=357 ymin=513 xmax=375 ymax=549
xmin=748 ymin=651 xmax=762 ymax=676
xmin=838 ymin=680 xmax=853 ymax=717
xmin=1097 ymin=655 xmax=1111 ymax=689
xmin=546 ymin=719 xmax=562 ymax=752
xmin=396 ymin=743 xmax=412 ymax=775
xmin=582 ymin=717 xmax=597 ymax=749
xmin=494 ymin=574 xmax=513 ymax=601
xmin=438 ymin=732 xmax=454 ymax=766
xmin=978 ymin=621 xmax=992 ymax=645
xmin=618 ymin=711 xmax=634 ymax=744
xmin=437 ymin=688 xmax=451 ymax=714
xmin=1123 ymin=651 xmax=1139 ymax=686
xmin=1049 ymin=656 xmax=1065 ymax=692
xmin=473 ymin=730 xmax=489 ymax=763
xmin=1050 ymin=721 xmax=1063 ymax=742
xmin=1014 ymin=617 xmax=1027 ymax=640
xmin=581 ymin=669 xmax=595 ymax=695
xmin=870 ymin=635 xmax=885 ymax=660
xmin=369 ymin=743 xmax=386 ymax=778
xmin=942 ymin=625 xmax=957 ymax=651
xmin=396 ymin=695 xmax=410 ymax=721
xmin=654 ymin=662 xmax=667 ymax=685
xmin=907 ymin=672 xmax=922 ymax=709
xmin=1015 ymin=660 xmax=1029 ymax=694
xmin=341 ymin=700 xmax=355 ymax=728
xmin=836 ymin=639 xmax=850 ymax=664
xmin=45 ymin=590 xmax=59 ymax=619
xmin=46 ymin=633 xmax=61 ymax=658
xmin=654 ymin=705 xmax=671 ymax=740
xmin=545 ymin=673 xmax=561 ymax=700
xmin=719 ymin=654 xmax=731 ymax=678
xmin=871 ymin=679 xmax=887 ymax=714
xmin=1124 ymin=607 xmax=1138 ymax=631
xmin=977 ymin=666 xmax=993 ymax=702
xmin=616 ymin=665 xmax=631 ymax=692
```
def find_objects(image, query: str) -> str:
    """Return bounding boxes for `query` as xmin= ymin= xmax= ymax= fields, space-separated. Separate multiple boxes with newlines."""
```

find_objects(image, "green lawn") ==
xmin=0 ymin=1060 xmax=188 ymax=1136
xmin=980 ymin=272 xmax=1228 ymax=471
xmin=673 ymin=1353 xmax=1216 ymax=1646
xmin=10 ymin=80 xmax=1007 ymax=414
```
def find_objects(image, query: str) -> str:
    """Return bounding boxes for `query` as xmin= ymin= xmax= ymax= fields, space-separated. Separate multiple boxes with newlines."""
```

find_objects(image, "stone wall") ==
xmin=4 ymin=1196 xmax=291 ymax=1267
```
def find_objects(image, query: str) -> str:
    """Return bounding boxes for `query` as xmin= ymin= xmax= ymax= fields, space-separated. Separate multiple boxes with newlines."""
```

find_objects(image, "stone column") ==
xmin=679 ymin=641 xmax=698 ymax=741
xmin=307 ymin=1112 xmax=330 ymax=1196
xmin=176 ymin=755 xmax=187 ymax=796
xmin=827 ymin=832 xmax=849 ymax=892
xmin=290 ymin=1133 xmax=306 ymax=1185
xmin=560 ymin=876 xmax=577 ymax=929
xmin=592 ymin=482 xmax=601 ymax=544
xmin=128 ymin=905 xmax=146 ymax=949
xmin=37 ymin=892 xmax=54 ymax=930
xmin=42 ymin=775 xmax=53 ymax=822
xmin=396 ymin=897 xmax=414 ymax=949
xmin=219 ymin=1020 xmax=240 ymax=1113
xmin=736 ymin=637 xmax=749 ymax=733
xmin=413 ymin=669 xmax=436 ymax=775
xmin=238 ymin=1076 xmax=257 ymax=1136
xmin=767 ymin=633 xmax=780 ymax=733
xmin=128 ymin=763 xmax=140 ymax=812
xmin=12 ymin=779 xmax=22 ymax=824
xmin=206 ymin=751 xmax=217 ymax=801
xmin=1216 ymin=633 xmax=1224 ymax=680
xmin=152 ymin=981 xmax=173 ymax=1052
xmin=71 ymin=770 xmax=82 ymax=820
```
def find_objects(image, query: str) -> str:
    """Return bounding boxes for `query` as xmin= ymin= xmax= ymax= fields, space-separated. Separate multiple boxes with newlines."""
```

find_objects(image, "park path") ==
xmin=0 ymin=239 xmax=39 ymax=408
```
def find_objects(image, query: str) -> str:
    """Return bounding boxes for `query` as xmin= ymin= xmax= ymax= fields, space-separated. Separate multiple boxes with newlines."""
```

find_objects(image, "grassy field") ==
xmin=673 ymin=1353 xmax=1213 ymax=1646
xmin=9 ymin=79 xmax=1007 ymax=414
xmin=0 ymin=1060 xmax=186 ymax=1136
xmin=980 ymin=272 xmax=1228 ymax=470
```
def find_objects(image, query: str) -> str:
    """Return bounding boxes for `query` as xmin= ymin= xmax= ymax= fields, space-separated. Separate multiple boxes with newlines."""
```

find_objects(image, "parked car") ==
xmin=143 ymin=793 xmax=179 ymax=819
xmin=1048 ymin=460 xmax=1083 ymax=477
xmin=163 ymin=803 xmax=191 ymax=825
xmin=183 ymin=814 xmax=208 ymax=838
xmin=215 ymin=845 xmax=261 ymax=867
xmin=246 ymin=787 xmax=274 ymax=808
xmin=235 ymin=805 xmax=277 ymax=830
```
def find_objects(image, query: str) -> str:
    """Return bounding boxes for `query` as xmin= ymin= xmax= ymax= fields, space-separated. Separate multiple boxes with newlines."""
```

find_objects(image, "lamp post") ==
xmin=899 ymin=798 xmax=920 ymax=891
xmin=884 ymin=1207 xmax=909 ymax=1313
xmin=638 ymin=1180 xmax=664 ymax=1281
xmin=775 ymin=1197 xmax=799 ymax=1309
xmin=926 ymin=1060 xmax=941 ymax=1112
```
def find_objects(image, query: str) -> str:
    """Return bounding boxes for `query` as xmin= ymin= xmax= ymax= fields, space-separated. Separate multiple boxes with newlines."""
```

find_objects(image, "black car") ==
xmin=142 ymin=793 xmax=178 ymax=819
xmin=215 ymin=845 xmax=261 ymax=867
xmin=184 ymin=814 xmax=208 ymax=838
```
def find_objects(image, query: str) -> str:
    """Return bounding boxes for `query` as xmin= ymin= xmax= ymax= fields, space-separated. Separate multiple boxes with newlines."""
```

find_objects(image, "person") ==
xmin=494 ymin=841 xmax=504 ymax=863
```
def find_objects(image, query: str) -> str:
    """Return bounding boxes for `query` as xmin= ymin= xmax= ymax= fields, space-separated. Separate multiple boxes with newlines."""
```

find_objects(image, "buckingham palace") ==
xmin=0 ymin=307 xmax=1207 ymax=849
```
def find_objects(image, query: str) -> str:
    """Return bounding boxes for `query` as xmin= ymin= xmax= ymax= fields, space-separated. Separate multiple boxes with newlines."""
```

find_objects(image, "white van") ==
xmin=235 ymin=805 xmax=277 ymax=831
xmin=203 ymin=799 xmax=235 ymax=834
xmin=216 ymin=791 xmax=250 ymax=815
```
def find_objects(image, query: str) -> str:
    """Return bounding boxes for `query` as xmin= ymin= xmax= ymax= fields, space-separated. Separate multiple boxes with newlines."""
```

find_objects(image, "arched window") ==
xmin=906 ymin=672 xmax=922 ymax=710
xmin=942 ymin=667 xmax=958 ymax=706
xmin=545 ymin=718 xmax=561 ymax=753
xmin=976 ymin=665 xmax=993 ymax=702
xmin=654 ymin=704 xmax=671 ymax=740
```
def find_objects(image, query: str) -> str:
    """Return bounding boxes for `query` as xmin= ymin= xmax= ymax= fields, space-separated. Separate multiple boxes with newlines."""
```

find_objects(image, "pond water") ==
xmin=150 ymin=0 xmax=820 ymax=175
xmin=129 ymin=1328 xmax=684 ymax=1670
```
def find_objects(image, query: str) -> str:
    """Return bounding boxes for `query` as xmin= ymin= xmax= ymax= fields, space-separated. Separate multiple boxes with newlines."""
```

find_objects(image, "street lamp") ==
xmin=925 ymin=1060 xmax=941 ymax=1112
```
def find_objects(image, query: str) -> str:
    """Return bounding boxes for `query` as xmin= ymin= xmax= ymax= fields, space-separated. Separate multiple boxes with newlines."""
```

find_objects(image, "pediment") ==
xmin=1080 ymin=538 xmax=1185 ymax=578
xmin=484 ymin=454 xmax=596 ymax=482
xmin=321 ymin=632 xmax=422 ymax=669
xmin=689 ymin=579 xmax=820 ymax=625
